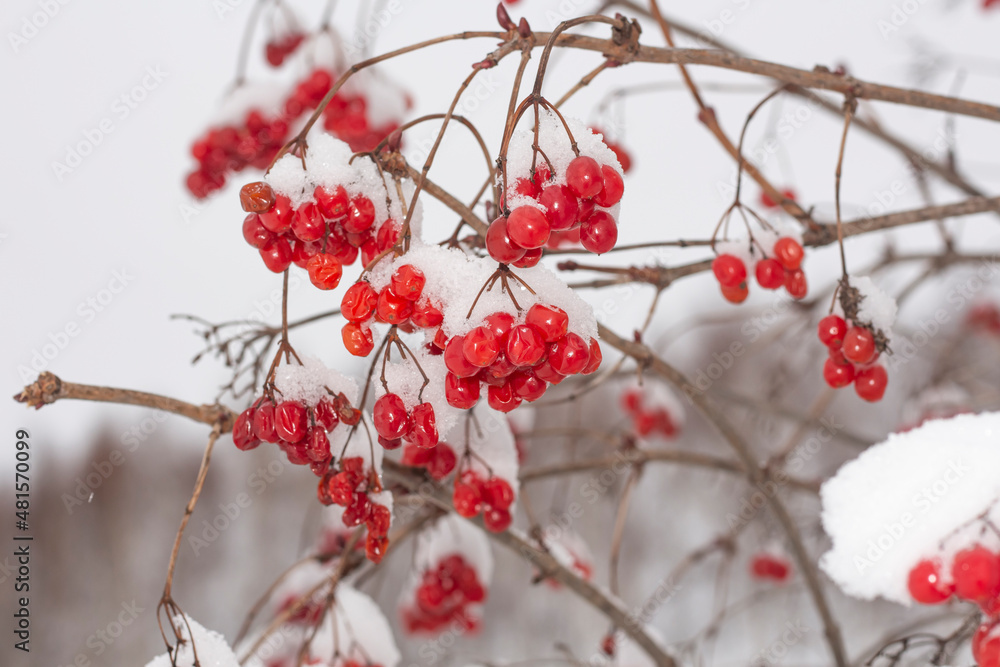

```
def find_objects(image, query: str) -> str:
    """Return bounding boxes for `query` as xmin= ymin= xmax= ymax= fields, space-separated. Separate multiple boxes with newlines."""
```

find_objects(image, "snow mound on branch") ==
xmin=310 ymin=584 xmax=401 ymax=667
xmin=367 ymin=242 xmax=598 ymax=342
xmin=145 ymin=615 xmax=238 ymax=667
xmin=446 ymin=403 xmax=520 ymax=498
xmin=849 ymin=275 xmax=897 ymax=333
xmin=820 ymin=411 xmax=1000 ymax=605
xmin=274 ymin=356 xmax=358 ymax=406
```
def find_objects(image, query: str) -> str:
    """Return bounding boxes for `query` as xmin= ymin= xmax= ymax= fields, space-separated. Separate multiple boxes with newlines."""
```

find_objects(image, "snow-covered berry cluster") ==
xmin=242 ymin=133 xmax=414 ymax=283
xmin=316 ymin=456 xmax=393 ymax=563
xmin=712 ymin=234 xmax=807 ymax=304
xmin=339 ymin=265 xmax=437 ymax=357
xmin=187 ymin=111 xmax=288 ymax=198
xmin=402 ymin=553 xmax=487 ymax=634
xmin=488 ymin=116 xmax=625 ymax=259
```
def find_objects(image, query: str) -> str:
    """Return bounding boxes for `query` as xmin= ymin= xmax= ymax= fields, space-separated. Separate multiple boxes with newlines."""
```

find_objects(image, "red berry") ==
xmin=784 ymin=268 xmax=808 ymax=299
xmin=315 ymin=185 xmax=349 ymax=219
xmin=315 ymin=399 xmax=339 ymax=431
xmin=342 ymin=322 xmax=374 ymax=356
xmin=483 ymin=311 xmax=515 ymax=345
xmin=259 ymin=194 xmax=293 ymax=233
xmin=291 ymin=202 xmax=325 ymax=242
xmin=486 ymin=216 xmax=526 ymax=264
xmin=526 ymin=304 xmax=568 ymax=343
xmin=260 ymin=236 xmax=293 ymax=273
xmin=754 ymin=258 xmax=785 ymax=290
xmin=952 ymin=546 xmax=1000 ymax=602
xmin=373 ymin=393 xmax=412 ymax=440
xmin=242 ymin=214 xmax=273 ymax=249
xmin=773 ymin=237 xmax=804 ymax=271
xmin=305 ymin=427 xmax=331 ymax=463
xmin=907 ymin=559 xmax=954 ymax=604
xmin=512 ymin=247 xmax=543 ymax=269
xmin=750 ymin=554 xmax=791 ymax=582
xmin=580 ymin=210 xmax=618 ymax=254
xmin=240 ymin=181 xmax=275 ymax=213
xmin=365 ymin=533 xmax=388 ymax=564
xmin=854 ymin=365 xmax=888 ymax=402
xmin=453 ymin=481 xmax=483 ymax=517
xmin=391 ymin=265 xmax=426 ymax=301
xmin=445 ymin=373 xmax=480 ymax=409
xmin=973 ymin=621 xmax=1000 ymax=666
xmin=509 ymin=370 xmax=546 ymax=402
xmin=367 ymin=503 xmax=392 ymax=537
xmin=343 ymin=491 xmax=372 ymax=527
xmin=506 ymin=324 xmax=546 ymax=367
xmin=823 ymin=356 xmax=855 ymax=388
xmin=411 ymin=299 xmax=443 ymax=328
xmin=818 ymin=315 xmax=848 ymax=348
xmin=593 ymin=165 xmax=624 ymax=207
xmin=576 ymin=197 xmax=595 ymax=225
xmin=463 ymin=326 xmax=500 ymax=367
xmin=274 ymin=401 xmax=308 ymax=443
xmin=426 ymin=443 xmax=457 ymax=480
xmin=712 ymin=254 xmax=747 ymax=288
xmin=721 ymin=282 xmax=748 ymax=304
xmin=252 ymin=401 xmax=278 ymax=443
xmin=341 ymin=282 xmax=379 ymax=322
xmin=842 ymin=327 xmax=877 ymax=365
xmin=484 ymin=477 xmax=515 ymax=510
xmin=445 ymin=335 xmax=482 ymax=378
xmin=487 ymin=381 xmax=522 ymax=413
xmin=548 ymin=333 xmax=591 ymax=375
xmin=408 ymin=402 xmax=439 ymax=449
xmin=233 ymin=408 xmax=260 ymax=451
xmin=539 ymin=185 xmax=580 ymax=231
xmin=483 ymin=507 xmax=512 ymax=532
xmin=376 ymin=288 xmax=414 ymax=324
xmin=581 ymin=338 xmax=602 ymax=374
xmin=566 ymin=156 xmax=603 ymax=199
xmin=306 ymin=253 xmax=343 ymax=290
xmin=344 ymin=196 xmax=375 ymax=233
xmin=506 ymin=206 xmax=551 ymax=249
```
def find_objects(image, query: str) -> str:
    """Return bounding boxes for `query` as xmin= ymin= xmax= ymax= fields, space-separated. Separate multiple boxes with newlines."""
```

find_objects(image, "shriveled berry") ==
xmin=315 ymin=185 xmax=349 ymax=219
xmin=344 ymin=196 xmax=375 ymax=233
xmin=291 ymin=202 xmax=325 ymax=242
xmin=526 ymin=304 xmax=568 ymax=343
xmin=408 ymin=402 xmax=439 ymax=448
xmin=445 ymin=372 xmax=480 ymax=409
xmin=581 ymin=338 xmax=602 ymax=374
xmin=274 ymin=401 xmax=308 ymax=443
xmin=391 ymin=265 xmax=426 ymax=301
xmin=445 ymin=335 xmax=481 ymax=378
xmin=259 ymin=194 xmax=293 ymax=233
xmin=411 ymin=299 xmax=443 ymax=328
xmin=240 ymin=181 xmax=275 ymax=213
xmin=506 ymin=324 xmax=546 ymax=367
xmin=252 ymin=401 xmax=279 ymax=443
xmin=463 ymin=326 xmax=500 ymax=367
xmin=342 ymin=322 xmax=374 ymax=356
xmin=305 ymin=427 xmax=331 ymax=463
xmin=306 ymin=253 xmax=343 ymax=290
xmin=487 ymin=381 xmax=522 ymax=413
xmin=233 ymin=408 xmax=260 ymax=451
xmin=341 ymin=282 xmax=379 ymax=322
xmin=376 ymin=288 xmax=414 ymax=324
xmin=548 ymin=333 xmax=590 ymax=375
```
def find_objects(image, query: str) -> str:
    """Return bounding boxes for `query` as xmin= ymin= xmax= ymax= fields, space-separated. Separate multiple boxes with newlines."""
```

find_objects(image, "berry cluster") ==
xmin=453 ymin=472 xmax=515 ymax=532
xmin=316 ymin=456 xmax=392 ymax=563
xmin=401 ymin=441 xmax=458 ymax=481
xmin=265 ymin=31 xmax=306 ymax=67
xmin=340 ymin=264 xmax=436 ymax=356
xmin=240 ymin=179 xmax=400 ymax=283
xmin=373 ymin=393 xmax=439 ymax=450
xmin=187 ymin=111 xmax=288 ymax=198
xmin=233 ymin=393 xmax=352 ymax=476
xmin=439 ymin=304 xmax=602 ymax=412
xmin=621 ymin=388 xmax=678 ymax=438
xmin=817 ymin=315 xmax=888 ymax=402
xmin=758 ymin=187 xmax=797 ymax=210
xmin=402 ymin=554 xmax=486 ymax=635
xmin=750 ymin=553 xmax=792 ymax=583
xmin=487 ymin=154 xmax=625 ymax=260
xmin=712 ymin=236 xmax=807 ymax=304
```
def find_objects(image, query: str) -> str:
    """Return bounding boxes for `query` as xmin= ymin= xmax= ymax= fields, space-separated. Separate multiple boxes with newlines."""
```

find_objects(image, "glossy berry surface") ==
xmin=842 ymin=327 xmax=877 ymax=365
xmin=907 ymin=559 xmax=953 ymax=604
xmin=712 ymin=254 xmax=747 ymax=288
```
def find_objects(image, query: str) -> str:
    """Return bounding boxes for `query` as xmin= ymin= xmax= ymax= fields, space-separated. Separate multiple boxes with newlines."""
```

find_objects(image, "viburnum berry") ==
xmin=462 ymin=326 xmax=500 ymax=368
xmin=484 ymin=477 xmax=515 ymax=510
xmin=259 ymin=237 xmax=293 ymax=273
xmin=314 ymin=184 xmax=349 ymax=219
xmin=759 ymin=187 xmax=796 ymax=209
xmin=425 ymin=443 xmax=457 ymax=480
xmin=773 ymin=237 xmax=804 ymax=270
xmin=818 ymin=315 xmax=848 ymax=348
xmin=341 ymin=282 xmax=379 ymax=322
xmin=373 ymin=393 xmax=412 ymax=441
xmin=411 ymin=299 xmax=443 ymax=328
xmin=444 ymin=373 xmax=480 ymax=409
xmin=366 ymin=534 xmax=388 ymax=564
xmin=580 ymin=210 xmax=618 ymax=254
xmin=342 ymin=322 xmax=374 ymax=356
xmin=306 ymin=253 xmax=343 ymax=290
xmin=842 ymin=327 xmax=877 ymax=365
xmin=506 ymin=206 xmax=550 ymax=249
xmin=712 ymin=254 xmax=747 ymax=288
xmin=274 ymin=401 xmax=308 ymax=443
xmin=720 ymin=282 xmax=749 ymax=304
xmin=509 ymin=369 xmax=546 ymax=402
xmin=240 ymin=181 xmax=275 ymax=213
xmin=581 ymin=338 xmax=602 ymax=374
xmin=344 ymin=196 xmax=376 ymax=233
xmin=259 ymin=194 xmax=293 ymax=233
xmin=453 ymin=482 xmax=483 ymax=517
xmin=343 ymin=491 xmax=372 ymax=527
xmin=548 ymin=333 xmax=590 ymax=376
xmin=526 ymin=304 xmax=568 ymax=343
xmin=408 ymin=402 xmax=439 ymax=448
xmin=483 ymin=507 xmax=512 ymax=532
xmin=533 ymin=358 xmax=565 ymax=385
xmin=512 ymin=247 xmax=543 ymax=269
xmin=593 ymin=165 xmax=624 ymax=207
xmin=487 ymin=381 xmax=522 ymax=413
xmin=376 ymin=288 xmax=414 ymax=324
xmin=252 ymin=401 xmax=278 ymax=443
xmin=444 ymin=335 xmax=481 ymax=378
xmin=483 ymin=311 xmax=515 ymax=344
xmin=233 ymin=408 xmax=260 ymax=451
xmin=506 ymin=324 xmax=546 ymax=367
xmin=854 ymin=365 xmax=888 ymax=402
xmin=242 ymin=214 xmax=272 ymax=249
xmin=952 ymin=545 xmax=1000 ymax=602
xmin=907 ymin=558 xmax=954 ymax=604
xmin=485 ymin=216 xmax=526 ymax=264
xmin=566 ymin=156 xmax=603 ymax=199
xmin=367 ymin=503 xmax=392 ymax=537
xmin=539 ymin=185 xmax=580 ymax=231
xmin=750 ymin=554 xmax=791 ymax=582
xmin=755 ymin=258 xmax=785 ymax=290
xmin=784 ymin=268 xmax=808 ymax=300
xmin=305 ymin=427 xmax=331 ymax=463
xmin=291 ymin=202 xmax=325 ymax=242
xmin=823 ymin=356 xmax=855 ymax=389
xmin=391 ymin=265 xmax=426 ymax=301
xmin=974 ymin=620 xmax=1000 ymax=667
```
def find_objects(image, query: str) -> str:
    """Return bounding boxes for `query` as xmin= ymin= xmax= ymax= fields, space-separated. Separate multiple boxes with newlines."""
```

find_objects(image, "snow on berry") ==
xmin=820 ymin=411 xmax=1000 ymax=605
xmin=849 ymin=275 xmax=898 ymax=338
xmin=145 ymin=615 xmax=239 ymax=667
xmin=400 ymin=514 xmax=493 ymax=635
